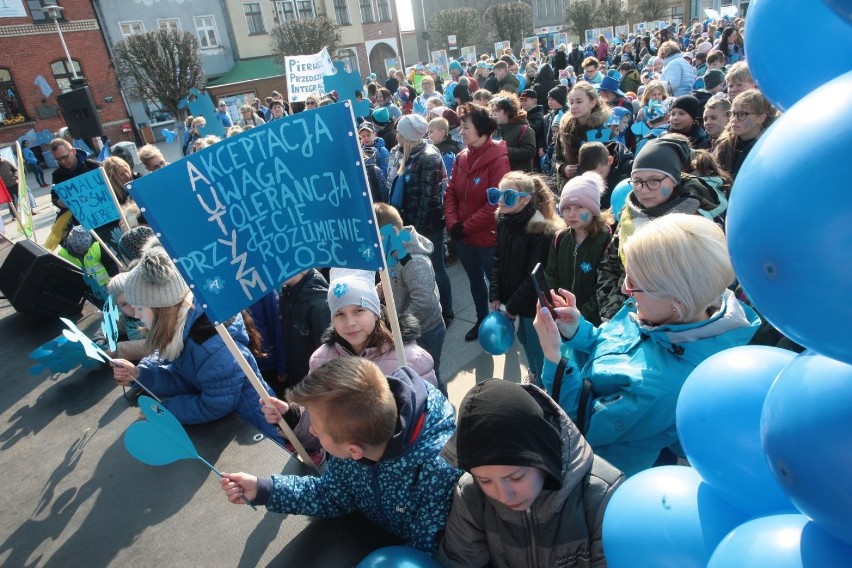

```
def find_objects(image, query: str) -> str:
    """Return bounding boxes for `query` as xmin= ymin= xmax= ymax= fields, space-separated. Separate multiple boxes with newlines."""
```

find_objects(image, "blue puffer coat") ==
xmin=541 ymin=289 xmax=760 ymax=477
xmin=135 ymin=302 xmax=282 ymax=444
xmin=661 ymin=52 xmax=697 ymax=96
xmin=258 ymin=367 xmax=462 ymax=555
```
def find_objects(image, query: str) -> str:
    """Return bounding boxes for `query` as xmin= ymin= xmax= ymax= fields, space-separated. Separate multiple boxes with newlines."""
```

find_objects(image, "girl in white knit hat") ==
xmin=110 ymin=243 xmax=283 ymax=444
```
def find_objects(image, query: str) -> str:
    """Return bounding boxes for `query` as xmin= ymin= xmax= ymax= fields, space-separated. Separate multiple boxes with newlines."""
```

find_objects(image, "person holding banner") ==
xmin=445 ymin=104 xmax=511 ymax=341
xmin=310 ymin=274 xmax=438 ymax=388
xmin=47 ymin=138 xmax=103 ymax=248
xmin=110 ymin=244 xmax=283 ymax=444
xmin=221 ymin=357 xmax=461 ymax=556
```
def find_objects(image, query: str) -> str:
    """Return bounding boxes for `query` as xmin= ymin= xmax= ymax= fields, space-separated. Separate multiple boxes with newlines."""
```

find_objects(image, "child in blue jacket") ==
xmin=221 ymin=357 xmax=462 ymax=555
xmin=110 ymin=244 xmax=282 ymax=444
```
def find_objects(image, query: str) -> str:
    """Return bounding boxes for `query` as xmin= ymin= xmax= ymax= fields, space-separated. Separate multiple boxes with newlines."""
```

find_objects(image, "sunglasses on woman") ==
xmin=487 ymin=188 xmax=527 ymax=207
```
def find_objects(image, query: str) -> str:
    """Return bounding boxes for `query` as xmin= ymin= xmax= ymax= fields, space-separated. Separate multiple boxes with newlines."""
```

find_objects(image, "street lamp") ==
xmin=43 ymin=1 xmax=79 ymax=80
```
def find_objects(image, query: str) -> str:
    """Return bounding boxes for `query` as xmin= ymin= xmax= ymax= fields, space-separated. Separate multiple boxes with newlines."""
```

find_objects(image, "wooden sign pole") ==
xmin=214 ymin=324 xmax=319 ymax=474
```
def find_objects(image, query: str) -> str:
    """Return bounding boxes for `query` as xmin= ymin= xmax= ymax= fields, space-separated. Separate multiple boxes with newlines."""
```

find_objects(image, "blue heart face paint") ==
xmin=580 ymin=212 xmax=591 ymax=223
xmin=660 ymin=186 xmax=672 ymax=199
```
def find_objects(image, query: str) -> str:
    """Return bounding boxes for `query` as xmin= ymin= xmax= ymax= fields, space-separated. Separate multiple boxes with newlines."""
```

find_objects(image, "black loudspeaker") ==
xmin=0 ymin=240 xmax=87 ymax=318
xmin=57 ymin=86 xmax=105 ymax=139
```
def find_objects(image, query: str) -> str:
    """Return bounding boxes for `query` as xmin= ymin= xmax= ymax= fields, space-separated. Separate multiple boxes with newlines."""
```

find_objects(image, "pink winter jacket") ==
xmin=309 ymin=341 xmax=438 ymax=387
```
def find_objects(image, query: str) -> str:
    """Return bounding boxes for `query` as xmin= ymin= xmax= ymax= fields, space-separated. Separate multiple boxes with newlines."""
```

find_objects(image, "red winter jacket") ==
xmin=444 ymin=139 xmax=511 ymax=248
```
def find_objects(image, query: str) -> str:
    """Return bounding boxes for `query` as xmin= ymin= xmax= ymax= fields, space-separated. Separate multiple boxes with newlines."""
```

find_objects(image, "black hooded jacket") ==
xmin=532 ymin=64 xmax=558 ymax=107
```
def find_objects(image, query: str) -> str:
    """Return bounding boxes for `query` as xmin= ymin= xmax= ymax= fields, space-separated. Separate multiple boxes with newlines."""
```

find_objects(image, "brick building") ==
xmin=0 ymin=0 xmax=133 ymax=154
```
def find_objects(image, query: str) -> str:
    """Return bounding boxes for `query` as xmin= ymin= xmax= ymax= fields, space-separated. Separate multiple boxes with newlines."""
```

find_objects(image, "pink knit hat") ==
xmin=560 ymin=172 xmax=605 ymax=216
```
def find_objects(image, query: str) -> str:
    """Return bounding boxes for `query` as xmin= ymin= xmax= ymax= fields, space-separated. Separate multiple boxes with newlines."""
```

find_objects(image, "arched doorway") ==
xmin=368 ymin=42 xmax=397 ymax=84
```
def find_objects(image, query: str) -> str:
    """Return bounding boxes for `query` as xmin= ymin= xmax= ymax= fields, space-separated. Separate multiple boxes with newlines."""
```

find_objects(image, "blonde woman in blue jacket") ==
xmin=533 ymin=214 xmax=759 ymax=477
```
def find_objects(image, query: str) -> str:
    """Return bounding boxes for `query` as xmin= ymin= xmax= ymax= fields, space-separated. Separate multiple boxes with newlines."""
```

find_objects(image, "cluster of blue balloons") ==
xmin=603 ymin=1 xmax=852 ymax=565
xmin=603 ymin=347 xmax=852 ymax=566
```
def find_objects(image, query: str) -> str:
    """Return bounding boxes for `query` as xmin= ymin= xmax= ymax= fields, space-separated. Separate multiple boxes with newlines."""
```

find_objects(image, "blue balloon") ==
xmin=356 ymin=546 xmax=440 ymax=568
xmin=708 ymin=514 xmax=852 ymax=568
xmin=745 ymin=0 xmax=852 ymax=110
xmin=761 ymin=352 xmax=852 ymax=546
xmin=478 ymin=311 xmax=515 ymax=356
xmin=602 ymin=466 xmax=748 ymax=568
xmin=727 ymin=70 xmax=852 ymax=365
xmin=676 ymin=346 xmax=796 ymax=516
xmin=609 ymin=178 xmax=631 ymax=221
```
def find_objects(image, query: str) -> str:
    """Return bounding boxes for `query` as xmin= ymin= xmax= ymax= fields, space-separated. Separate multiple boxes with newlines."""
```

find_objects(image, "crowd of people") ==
xmin=17 ymin=11 xmax=806 ymax=564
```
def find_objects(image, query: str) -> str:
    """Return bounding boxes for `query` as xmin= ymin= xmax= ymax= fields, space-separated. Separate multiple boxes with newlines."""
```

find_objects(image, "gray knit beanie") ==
xmin=118 ymin=226 xmax=155 ymax=262
xmin=124 ymin=244 xmax=189 ymax=308
xmin=632 ymin=137 xmax=691 ymax=184
xmin=327 ymin=275 xmax=381 ymax=317
xmin=66 ymin=225 xmax=93 ymax=255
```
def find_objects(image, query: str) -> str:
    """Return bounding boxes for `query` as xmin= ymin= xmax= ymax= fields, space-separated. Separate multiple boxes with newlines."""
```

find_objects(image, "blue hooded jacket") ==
xmin=257 ymin=367 xmax=461 ymax=555
xmin=135 ymin=301 xmax=282 ymax=444
xmin=542 ymin=289 xmax=760 ymax=477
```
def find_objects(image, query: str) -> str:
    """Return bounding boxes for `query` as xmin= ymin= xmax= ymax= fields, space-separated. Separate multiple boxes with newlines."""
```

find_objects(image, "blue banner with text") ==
xmin=53 ymin=168 xmax=120 ymax=230
xmin=128 ymin=102 xmax=383 ymax=324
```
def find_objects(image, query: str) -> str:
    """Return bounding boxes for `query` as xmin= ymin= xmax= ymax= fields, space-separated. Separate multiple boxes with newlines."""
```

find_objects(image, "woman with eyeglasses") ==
xmin=596 ymin=137 xmax=726 ymax=321
xmin=533 ymin=213 xmax=760 ymax=476
xmin=444 ymin=103 xmax=511 ymax=341
xmin=303 ymin=94 xmax=320 ymax=112
xmin=488 ymin=172 xmax=564 ymax=380
xmin=713 ymin=89 xmax=777 ymax=181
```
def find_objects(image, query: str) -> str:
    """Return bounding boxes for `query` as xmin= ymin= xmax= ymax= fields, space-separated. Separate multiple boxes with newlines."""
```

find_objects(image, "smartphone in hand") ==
xmin=531 ymin=263 xmax=557 ymax=319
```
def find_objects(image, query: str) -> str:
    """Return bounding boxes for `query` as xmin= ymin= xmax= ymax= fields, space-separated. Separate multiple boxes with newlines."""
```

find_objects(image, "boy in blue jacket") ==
xmin=221 ymin=357 xmax=461 ymax=555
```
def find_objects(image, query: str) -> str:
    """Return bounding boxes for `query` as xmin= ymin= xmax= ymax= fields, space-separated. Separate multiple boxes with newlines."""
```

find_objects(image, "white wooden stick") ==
xmin=378 ymin=269 xmax=407 ymax=369
xmin=98 ymin=167 xmax=130 ymax=232
xmin=89 ymin=229 xmax=127 ymax=271
xmin=214 ymin=323 xmax=319 ymax=474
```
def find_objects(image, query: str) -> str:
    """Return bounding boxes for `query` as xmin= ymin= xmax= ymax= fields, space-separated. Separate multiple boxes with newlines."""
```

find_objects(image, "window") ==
xmin=51 ymin=59 xmax=84 ymax=93
xmin=359 ymin=0 xmax=391 ymax=24
xmin=359 ymin=0 xmax=374 ymax=23
xmin=157 ymin=18 xmax=181 ymax=31
xmin=194 ymin=15 xmax=220 ymax=49
xmin=296 ymin=0 xmax=315 ymax=18
xmin=119 ymin=21 xmax=145 ymax=37
xmin=243 ymin=3 xmax=266 ymax=34
xmin=375 ymin=0 xmax=391 ymax=22
xmin=336 ymin=49 xmax=359 ymax=75
xmin=276 ymin=0 xmax=314 ymax=22
xmin=670 ymin=5 xmax=685 ymax=24
xmin=0 ymin=69 xmax=29 ymax=125
xmin=333 ymin=0 xmax=350 ymax=25
xmin=27 ymin=0 xmax=60 ymax=23
xmin=275 ymin=0 xmax=295 ymax=21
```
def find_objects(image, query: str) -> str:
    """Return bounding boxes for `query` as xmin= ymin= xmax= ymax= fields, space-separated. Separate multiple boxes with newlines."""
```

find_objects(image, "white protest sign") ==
xmin=285 ymin=48 xmax=336 ymax=103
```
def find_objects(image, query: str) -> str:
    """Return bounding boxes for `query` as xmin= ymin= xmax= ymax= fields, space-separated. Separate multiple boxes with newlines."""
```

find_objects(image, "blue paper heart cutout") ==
xmin=124 ymin=396 xmax=199 ymax=466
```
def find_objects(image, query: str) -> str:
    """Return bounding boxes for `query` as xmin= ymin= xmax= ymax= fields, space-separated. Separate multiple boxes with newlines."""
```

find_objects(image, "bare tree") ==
xmin=564 ymin=0 xmax=597 ymax=38
xmin=113 ymin=29 xmax=205 ymax=120
xmin=430 ymin=8 xmax=482 ymax=51
xmin=632 ymin=0 xmax=669 ymax=22
xmin=484 ymin=2 xmax=533 ymax=50
xmin=270 ymin=16 xmax=342 ymax=63
xmin=597 ymin=0 xmax=628 ymax=27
